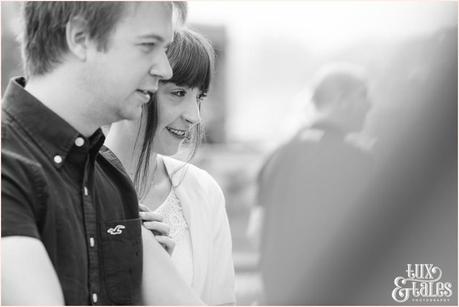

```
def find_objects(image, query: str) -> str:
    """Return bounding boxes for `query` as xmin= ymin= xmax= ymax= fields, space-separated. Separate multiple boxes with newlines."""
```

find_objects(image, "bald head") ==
xmin=312 ymin=64 xmax=367 ymax=109
xmin=311 ymin=63 xmax=371 ymax=133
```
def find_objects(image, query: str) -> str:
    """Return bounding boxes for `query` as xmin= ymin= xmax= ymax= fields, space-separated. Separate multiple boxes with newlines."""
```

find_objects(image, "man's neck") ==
xmin=25 ymin=69 xmax=99 ymax=137
xmin=312 ymin=117 xmax=342 ymax=131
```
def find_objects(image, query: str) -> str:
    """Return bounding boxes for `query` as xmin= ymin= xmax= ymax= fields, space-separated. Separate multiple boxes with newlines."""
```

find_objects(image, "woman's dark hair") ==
xmin=134 ymin=28 xmax=215 ymax=197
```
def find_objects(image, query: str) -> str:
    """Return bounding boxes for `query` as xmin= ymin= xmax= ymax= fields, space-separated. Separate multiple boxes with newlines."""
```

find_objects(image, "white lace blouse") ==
xmin=158 ymin=155 xmax=236 ymax=305
xmin=153 ymin=187 xmax=194 ymax=286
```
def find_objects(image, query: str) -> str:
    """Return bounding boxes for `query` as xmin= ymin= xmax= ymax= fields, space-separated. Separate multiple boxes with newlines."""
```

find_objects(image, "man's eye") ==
xmin=140 ymin=42 xmax=156 ymax=51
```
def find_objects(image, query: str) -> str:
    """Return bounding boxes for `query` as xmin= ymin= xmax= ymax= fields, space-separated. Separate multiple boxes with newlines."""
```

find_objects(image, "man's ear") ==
xmin=66 ymin=17 xmax=90 ymax=61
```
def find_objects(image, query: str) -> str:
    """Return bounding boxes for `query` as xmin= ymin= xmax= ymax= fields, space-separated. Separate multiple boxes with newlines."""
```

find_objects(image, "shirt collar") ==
xmin=2 ymin=77 xmax=105 ymax=168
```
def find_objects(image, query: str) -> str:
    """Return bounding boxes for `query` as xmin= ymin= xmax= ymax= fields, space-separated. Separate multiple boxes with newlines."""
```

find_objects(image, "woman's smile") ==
xmin=165 ymin=126 xmax=187 ymax=139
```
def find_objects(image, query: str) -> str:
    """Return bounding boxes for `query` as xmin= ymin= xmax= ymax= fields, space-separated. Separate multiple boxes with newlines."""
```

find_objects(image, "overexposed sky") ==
xmin=189 ymin=1 xmax=457 ymax=54
xmin=188 ymin=1 xmax=457 ymax=144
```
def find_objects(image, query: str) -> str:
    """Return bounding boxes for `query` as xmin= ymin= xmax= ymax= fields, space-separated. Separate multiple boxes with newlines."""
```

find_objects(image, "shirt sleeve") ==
xmin=1 ymin=150 xmax=45 ymax=238
xmin=206 ymin=179 xmax=236 ymax=305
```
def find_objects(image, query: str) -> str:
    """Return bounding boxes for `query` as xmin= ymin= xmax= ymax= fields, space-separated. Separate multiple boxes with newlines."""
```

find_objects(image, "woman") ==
xmin=105 ymin=28 xmax=236 ymax=305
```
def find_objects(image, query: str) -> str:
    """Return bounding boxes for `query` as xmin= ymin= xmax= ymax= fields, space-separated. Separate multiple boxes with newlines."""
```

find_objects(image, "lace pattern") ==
xmin=155 ymin=190 xmax=188 ymax=240
xmin=154 ymin=188 xmax=194 ymax=285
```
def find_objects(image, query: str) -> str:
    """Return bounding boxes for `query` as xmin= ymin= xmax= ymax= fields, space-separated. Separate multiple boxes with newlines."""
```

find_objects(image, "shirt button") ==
xmin=53 ymin=155 xmax=63 ymax=164
xmin=92 ymin=293 xmax=98 ymax=304
xmin=89 ymin=237 xmax=95 ymax=247
xmin=75 ymin=137 xmax=85 ymax=147
xmin=84 ymin=186 xmax=89 ymax=196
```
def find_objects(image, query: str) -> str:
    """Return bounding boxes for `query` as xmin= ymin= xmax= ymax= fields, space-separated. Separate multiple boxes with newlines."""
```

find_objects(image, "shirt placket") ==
xmin=82 ymin=155 xmax=100 ymax=305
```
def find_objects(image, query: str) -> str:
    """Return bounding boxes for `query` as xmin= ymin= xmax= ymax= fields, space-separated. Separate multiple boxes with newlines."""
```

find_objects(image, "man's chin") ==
xmin=120 ymin=108 xmax=143 ymax=122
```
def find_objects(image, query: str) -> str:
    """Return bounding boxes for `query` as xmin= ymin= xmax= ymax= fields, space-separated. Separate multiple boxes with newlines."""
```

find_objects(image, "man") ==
xmin=2 ymin=2 xmax=201 ymax=305
xmin=252 ymin=63 xmax=374 ymax=304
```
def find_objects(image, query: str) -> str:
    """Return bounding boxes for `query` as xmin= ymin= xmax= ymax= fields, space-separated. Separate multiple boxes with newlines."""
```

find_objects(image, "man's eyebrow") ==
xmin=138 ymin=34 xmax=166 ymax=42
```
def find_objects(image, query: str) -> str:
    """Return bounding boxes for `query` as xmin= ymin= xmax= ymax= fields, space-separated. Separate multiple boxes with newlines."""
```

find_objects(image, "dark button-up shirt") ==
xmin=2 ymin=77 xmax=142 ymax=305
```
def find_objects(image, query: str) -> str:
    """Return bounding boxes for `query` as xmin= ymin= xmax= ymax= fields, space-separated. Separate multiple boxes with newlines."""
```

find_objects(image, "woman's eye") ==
xmin=197 ymin=93 xmax=207 ymax=101
xmin=171 ymin=90 xmax=186 ymax=97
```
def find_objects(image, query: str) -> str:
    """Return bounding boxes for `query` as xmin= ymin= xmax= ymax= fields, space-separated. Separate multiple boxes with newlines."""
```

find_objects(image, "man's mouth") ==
xmin=166 ymin=127 xmax=187 ymax=139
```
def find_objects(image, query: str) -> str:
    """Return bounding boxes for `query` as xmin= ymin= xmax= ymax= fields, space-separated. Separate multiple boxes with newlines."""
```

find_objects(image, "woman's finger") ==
xmin=143 ymin=221 xmax=170 ymax=236
xmin=156 ymin=235 xmax=175 ymax=255
xmin=139 ymin=204 xmax=149 ymax=212
xmin=139 ymin=211 xmax=163 ymax=222
xmin=139 ymin=203 xmax=151 ymax=212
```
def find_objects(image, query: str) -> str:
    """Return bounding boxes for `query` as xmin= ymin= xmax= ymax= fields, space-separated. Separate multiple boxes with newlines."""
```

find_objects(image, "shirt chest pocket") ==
xmin=101 ymin=218 xmax=142 ymax=305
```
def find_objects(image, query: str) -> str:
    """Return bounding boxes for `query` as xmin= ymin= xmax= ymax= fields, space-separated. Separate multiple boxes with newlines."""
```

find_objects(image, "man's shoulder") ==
xmin=1 ymin=148 xmax=47 ymax=198
xmin=2 ymin=108 xmax=17 ymax=135
xmin=272 ymin=130 xmax=322 ymax=159
xmin=258 ymin=130 xmax=324 ymax=180
xmin=2 ymin=149 xmax=41 ymax=168
xmin=296 ymin=128 xmax=325 ymax=143
xmin=2 ymin=104 xmax=34 ymax=146
xmin=97 ymin=146 xmax=134 ymax=188
xmin=2 ymin=114 xmax=42 ymax=168
xmin=274 ymin=129 xmax=324 ymax=157
xmin=2 ymin=105 xmax=50 ymax=200
xmin=99 ymin=145 xmax=127 ymax=172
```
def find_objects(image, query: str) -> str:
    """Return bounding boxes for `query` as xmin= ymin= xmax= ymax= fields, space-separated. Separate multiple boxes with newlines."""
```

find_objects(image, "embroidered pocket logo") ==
xmin=107 ymin=225 xmax=126 ymax=235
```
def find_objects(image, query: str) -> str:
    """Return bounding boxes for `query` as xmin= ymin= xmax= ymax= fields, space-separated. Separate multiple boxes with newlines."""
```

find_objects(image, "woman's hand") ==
xmin=139 ymin=204 xmax=175 ymax=255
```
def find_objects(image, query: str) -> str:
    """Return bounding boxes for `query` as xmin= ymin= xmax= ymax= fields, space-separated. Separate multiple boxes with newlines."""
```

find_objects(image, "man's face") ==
xmin=84 ymin=2 xmax=174 ymax=124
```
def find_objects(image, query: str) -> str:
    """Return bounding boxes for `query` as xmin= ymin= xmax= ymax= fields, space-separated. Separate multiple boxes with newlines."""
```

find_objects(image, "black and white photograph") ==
xmin=1 ymin=1 xmax=457 ymax=305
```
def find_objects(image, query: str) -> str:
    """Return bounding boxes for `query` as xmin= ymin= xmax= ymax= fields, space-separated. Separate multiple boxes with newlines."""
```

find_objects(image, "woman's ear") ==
xmin=65 ymin=16 xmax=90 ymax=61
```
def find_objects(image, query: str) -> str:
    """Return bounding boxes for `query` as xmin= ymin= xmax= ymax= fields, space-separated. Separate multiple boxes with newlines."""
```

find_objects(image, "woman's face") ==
xmin=152 ymin=82 xmax=203 ymax=156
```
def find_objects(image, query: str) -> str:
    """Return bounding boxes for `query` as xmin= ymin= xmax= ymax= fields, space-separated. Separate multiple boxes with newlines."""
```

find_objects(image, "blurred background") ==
xmin=2 ymin=1 xmax=457 ymax=305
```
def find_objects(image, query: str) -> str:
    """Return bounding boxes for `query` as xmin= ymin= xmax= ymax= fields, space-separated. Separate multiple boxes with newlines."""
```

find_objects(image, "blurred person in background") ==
xmin=310 ymin=27 xmax=457 ymax=305
xmin=249 ymin=63 xmax=374 ymax=304
xmin=105 ymin=28 xmax=236 ymax=305
xmin=1 ymin=2 xmax=205 ymax=305
xmin=292 ymin=28 xmax=457 ymax=305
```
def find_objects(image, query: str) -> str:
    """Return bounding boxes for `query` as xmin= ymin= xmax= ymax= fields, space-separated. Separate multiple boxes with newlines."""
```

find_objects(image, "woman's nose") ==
xmin=183 ymin=96 xmax=201 ymax=125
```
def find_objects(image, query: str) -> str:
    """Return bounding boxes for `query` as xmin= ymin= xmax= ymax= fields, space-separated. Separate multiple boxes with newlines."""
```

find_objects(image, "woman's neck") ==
xmin=105 ymin=120 xmax=172 ymax=207
xmin=139 ymin=155 xmax=173 ymax=209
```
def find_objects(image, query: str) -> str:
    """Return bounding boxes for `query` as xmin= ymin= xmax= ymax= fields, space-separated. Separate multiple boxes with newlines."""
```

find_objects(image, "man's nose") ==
xmin=149 ymin=52 xmax=173 ymax=81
